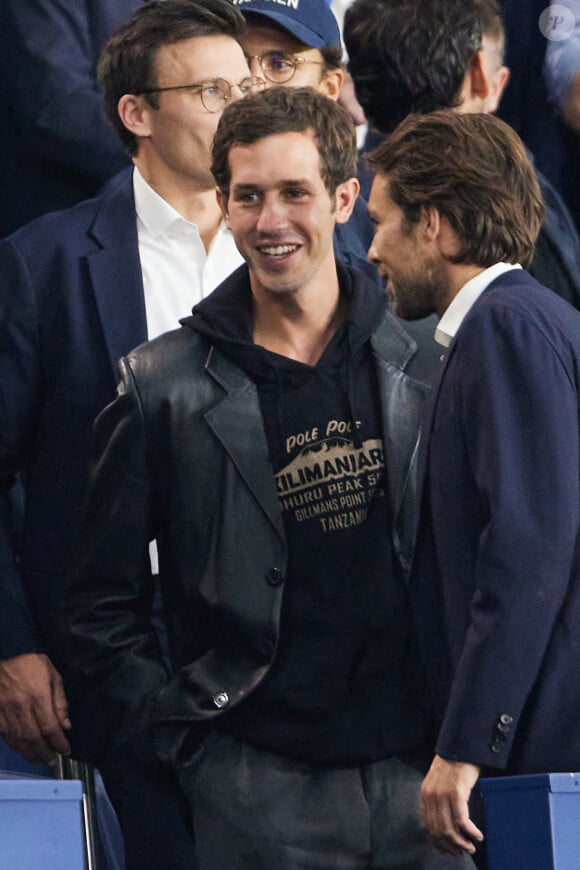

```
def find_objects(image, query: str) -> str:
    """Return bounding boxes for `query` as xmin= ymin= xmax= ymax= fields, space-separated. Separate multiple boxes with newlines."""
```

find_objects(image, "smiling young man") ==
xmin=65 ymin=88 xmax=466 ymax=870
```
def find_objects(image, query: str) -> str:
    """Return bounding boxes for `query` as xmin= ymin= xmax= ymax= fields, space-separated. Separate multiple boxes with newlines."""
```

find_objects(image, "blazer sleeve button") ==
xmin=499 ymin=714 xmax=513 ymax=726
xmin=266 ymin=567 xmax=284 ymax=586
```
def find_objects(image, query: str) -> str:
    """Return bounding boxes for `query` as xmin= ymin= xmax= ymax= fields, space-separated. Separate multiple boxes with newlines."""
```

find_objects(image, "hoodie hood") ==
xmin=181 ymin=263 xmax=388 ymax=450
xmin=181 ymin=262 xmax=388 ymax=383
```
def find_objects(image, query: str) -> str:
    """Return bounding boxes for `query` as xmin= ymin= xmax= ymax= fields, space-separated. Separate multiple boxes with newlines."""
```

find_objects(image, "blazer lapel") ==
xmin=87 ymin=171 xmax=148 ymax=378
xmin=415 ymin=343 xmax=455 ymax=517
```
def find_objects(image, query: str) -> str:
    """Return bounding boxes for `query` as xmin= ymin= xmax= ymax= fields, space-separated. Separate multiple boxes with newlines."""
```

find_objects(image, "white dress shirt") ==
xmin=133 ymin=167 xmax=244 ymax=573
xmin=133 ymin=166 xmax=244 ymax=340
xmin=435 ymin=262 xmax=522 ymax=347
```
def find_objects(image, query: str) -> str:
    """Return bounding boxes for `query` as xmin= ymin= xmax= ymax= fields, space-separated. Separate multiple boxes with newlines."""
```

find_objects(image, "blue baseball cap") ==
xmin=232 ymin=0 xmax=342 ymax=50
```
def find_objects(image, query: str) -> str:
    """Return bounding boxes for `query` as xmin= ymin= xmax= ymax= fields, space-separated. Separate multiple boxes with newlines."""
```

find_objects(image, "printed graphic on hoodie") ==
xmin=276 ymin=418 xmax=386 ymax=533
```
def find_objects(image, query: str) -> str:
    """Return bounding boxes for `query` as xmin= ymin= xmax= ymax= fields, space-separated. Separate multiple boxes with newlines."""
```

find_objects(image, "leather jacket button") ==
xmin=266 ymin=567 xmax=284 ymax=586
xmin=212 ymin=691 xmax=229 ymax=709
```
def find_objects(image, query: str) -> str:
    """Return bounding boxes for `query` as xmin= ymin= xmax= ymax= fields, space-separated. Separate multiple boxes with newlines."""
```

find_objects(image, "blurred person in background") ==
xmin=0 ymin=0 xmax=142 ymax=237
xmin=344 ymin=0 xmax=580 ymax=309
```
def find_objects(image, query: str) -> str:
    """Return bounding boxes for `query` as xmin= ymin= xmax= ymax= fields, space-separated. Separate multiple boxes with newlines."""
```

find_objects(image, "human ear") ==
xmin=333 ymin=177 xmax=360 ymax=223
xmin=216 ymin=188 xmax=231 ymax=228
xmin=319 ymin=66 xmax=345 ymax=101
xmin=117 ymin=94 xmax=154 ymax=141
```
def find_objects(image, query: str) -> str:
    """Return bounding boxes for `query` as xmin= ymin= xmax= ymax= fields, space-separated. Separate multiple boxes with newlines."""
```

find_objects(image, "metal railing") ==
xmin=55 ymin=755 xmax=99 ymax=870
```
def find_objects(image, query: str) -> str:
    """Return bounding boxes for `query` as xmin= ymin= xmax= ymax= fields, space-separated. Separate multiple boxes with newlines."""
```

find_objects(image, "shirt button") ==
xmin=212 ymin=691 xmax=229 ymax=709
xmin=266 ymin=568 xmax=284 ymax=586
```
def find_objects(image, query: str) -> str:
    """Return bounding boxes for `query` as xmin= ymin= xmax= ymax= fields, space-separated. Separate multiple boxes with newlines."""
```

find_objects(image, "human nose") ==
xmin=256 ymin=196 xmax=287 ymax=233
xmin=230 ymin=83 xmax=246 ymax=103
xmin=246 ymin=56 xmax=263 ymax=79
xmin=367 ymin=236 xmax=379 ymax=264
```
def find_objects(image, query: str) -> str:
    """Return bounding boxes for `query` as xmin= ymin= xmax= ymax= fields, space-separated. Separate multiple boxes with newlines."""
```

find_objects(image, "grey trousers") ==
xmin=179 ymin=733 xmax=475 ymax=870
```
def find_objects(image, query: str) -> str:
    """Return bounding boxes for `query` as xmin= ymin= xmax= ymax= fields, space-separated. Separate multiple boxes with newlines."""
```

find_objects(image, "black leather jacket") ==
xmin=64 ymin=266 xmax=433 ymax=766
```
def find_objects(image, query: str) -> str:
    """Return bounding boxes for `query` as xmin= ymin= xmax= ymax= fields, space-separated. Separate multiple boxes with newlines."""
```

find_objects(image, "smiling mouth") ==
xmin=258 ymin=244 xmax=299 ymax=257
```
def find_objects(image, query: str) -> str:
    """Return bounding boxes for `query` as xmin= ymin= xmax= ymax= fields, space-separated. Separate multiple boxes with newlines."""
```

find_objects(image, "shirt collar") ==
xmin=133 ymin=165 xmax=199 ymax=238
xmin=434 ymin=262 xmax=522 ymax=347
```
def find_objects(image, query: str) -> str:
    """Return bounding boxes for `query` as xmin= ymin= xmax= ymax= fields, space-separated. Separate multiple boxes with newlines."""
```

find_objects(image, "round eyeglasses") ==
xmin=246 ymin=51 xmax=324 ymax=84
xmin=137 ymin=76 xmax=266 ymax=112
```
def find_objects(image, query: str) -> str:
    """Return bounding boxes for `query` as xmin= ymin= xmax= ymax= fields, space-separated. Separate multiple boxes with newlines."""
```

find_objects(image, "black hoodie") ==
xmin=185 ymin=264 xmax=430 ymax=764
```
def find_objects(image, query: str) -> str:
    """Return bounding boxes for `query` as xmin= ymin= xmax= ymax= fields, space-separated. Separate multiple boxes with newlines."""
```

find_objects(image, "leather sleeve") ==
xmin=64 ymin=357 xmax=169 ymax=757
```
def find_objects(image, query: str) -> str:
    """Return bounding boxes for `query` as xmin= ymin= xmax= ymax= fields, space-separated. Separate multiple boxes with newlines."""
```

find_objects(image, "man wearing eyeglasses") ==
xmin=0 ymin=1 xmax=258 ymax=868
xmin=235 ymin=0 xmax=345 ymax=95
xmin=233 ymin=0 xmax=381 ymax=287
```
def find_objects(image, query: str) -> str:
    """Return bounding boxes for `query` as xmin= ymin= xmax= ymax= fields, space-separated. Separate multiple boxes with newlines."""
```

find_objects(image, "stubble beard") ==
xmin=392 ymin=257 xmax=448 ymax=321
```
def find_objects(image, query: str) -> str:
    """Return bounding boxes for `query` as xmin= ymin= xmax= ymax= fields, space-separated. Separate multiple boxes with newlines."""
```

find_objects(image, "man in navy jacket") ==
xmin=367 ymin=110 xmax=580 ymax=867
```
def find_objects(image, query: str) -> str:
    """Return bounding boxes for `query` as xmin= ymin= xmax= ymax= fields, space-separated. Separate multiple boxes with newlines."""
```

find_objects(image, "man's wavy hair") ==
xmin=367 ymin=111 xmax=544 ymax=268
xmin=98 ymin=0 xmax=246 ymax=155
xmin=344 ymin=0 xmax=482 ymax=134
xmin=211 ymin=86 xmax=357 ymax=197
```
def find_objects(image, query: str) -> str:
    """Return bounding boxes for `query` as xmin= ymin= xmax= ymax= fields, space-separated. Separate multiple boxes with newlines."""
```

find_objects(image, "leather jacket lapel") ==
xmin=204 ymin=347 xmax=285 ymax=542
xmin=371 ymin=319 xmax=430 ymax=570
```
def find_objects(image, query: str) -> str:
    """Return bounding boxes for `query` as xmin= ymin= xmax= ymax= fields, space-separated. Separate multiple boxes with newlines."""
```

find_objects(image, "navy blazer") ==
xmin=0 ymin=0 xmax=140 ymax=236
xmin=0 ymin=172 xmax=147 ymax=663
xmin=412 ymin=269 xmax=580 ymax=775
